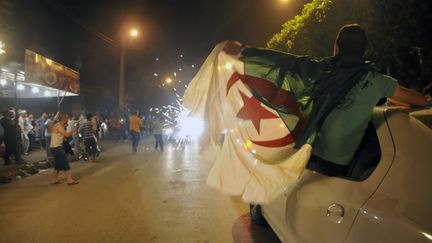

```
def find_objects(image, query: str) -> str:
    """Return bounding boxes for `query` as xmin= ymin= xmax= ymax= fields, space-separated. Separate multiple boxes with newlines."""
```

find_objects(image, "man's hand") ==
xmin=223 ymin=41 xmax=243 ymax=56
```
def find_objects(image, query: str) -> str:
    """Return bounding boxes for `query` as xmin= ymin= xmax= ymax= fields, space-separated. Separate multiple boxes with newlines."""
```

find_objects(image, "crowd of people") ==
xmin=0 ymin=107 xmax=171 ymax=186
xmin=0 ymin=108 xmax=167 ymax=164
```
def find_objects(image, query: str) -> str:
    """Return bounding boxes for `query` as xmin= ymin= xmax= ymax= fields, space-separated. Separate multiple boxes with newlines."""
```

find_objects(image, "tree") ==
xmin=268 ymin=0 xmax=432 ymax=90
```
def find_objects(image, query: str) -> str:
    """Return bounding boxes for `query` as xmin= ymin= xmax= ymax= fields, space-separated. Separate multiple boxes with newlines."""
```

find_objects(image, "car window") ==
xmin=306 ymin=121 xmax=382 ymax=181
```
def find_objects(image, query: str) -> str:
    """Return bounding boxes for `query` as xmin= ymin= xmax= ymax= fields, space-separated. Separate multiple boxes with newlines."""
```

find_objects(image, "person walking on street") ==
xmin=153 ymin=117 xmax=165 ymax=152
xmin=50 ymin=113 xmax=79 ymax=185
xmin=91 ymin=114 xmax=98 ymax=138
xmin=129 ymin=111 xmax=143 ymax=154
xmin=79 ymin=114 xmax=98 ymax=160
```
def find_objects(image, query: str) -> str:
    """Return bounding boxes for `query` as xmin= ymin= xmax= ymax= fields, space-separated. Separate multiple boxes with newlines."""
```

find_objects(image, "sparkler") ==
xmin=149 ymin=53 xmax=203 ymax=148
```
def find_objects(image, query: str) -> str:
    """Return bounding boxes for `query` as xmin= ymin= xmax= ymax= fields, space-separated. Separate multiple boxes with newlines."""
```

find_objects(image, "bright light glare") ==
xmin=176 ymin=109 xmax=204 ymax=141
xmin=44 ymin=90 xmax=51 ymax=96
xmin=165 ymin=77 xmax=172 ymax=84
xmin=0 ymin=41 xmax=5 ymax=55
xmin=280 ymin=0 xmax=289 ymax=3
xmin=225 ymin=62 xmax=233 ymax=70
xmin=17 ymin=84 xmax=25 ymax=90
xmin=153 ymin=73 xmax=158 ymax=77
xmin=130 ymin=28 xmax=138 ymax=37
xmin=31 ymin=87 xmax=40 ymax=93
xmin=423 ymin=232 xmax=432 ymax=241
xmin=0 ymin=79 xmax=6 ymax=86
xmin=164 ymin=128 xmax=174 ymax=135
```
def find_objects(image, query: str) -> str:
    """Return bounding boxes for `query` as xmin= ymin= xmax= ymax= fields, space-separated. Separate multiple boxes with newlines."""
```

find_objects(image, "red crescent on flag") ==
xmin=251 ymin=133 xmax=295 ymax=147
xmin=226 ymin=71 xmax=306 ymax=145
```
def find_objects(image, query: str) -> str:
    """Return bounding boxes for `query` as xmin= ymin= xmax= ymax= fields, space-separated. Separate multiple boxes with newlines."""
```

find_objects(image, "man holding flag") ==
xmin=184 ymin=24 xmax=430 ymax=203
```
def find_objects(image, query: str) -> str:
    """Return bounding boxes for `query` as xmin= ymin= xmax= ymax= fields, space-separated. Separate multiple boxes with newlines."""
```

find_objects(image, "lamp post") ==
xmin=119 ymin=28 xmax=138 ymax=113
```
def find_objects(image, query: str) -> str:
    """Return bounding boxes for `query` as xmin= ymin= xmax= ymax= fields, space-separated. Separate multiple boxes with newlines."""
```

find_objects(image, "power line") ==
xmin=44 ymin=0 xmax=117 ymax=46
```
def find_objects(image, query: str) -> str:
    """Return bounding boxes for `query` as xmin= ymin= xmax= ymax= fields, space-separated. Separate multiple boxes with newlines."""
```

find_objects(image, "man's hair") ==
xmin=86 ymin=113 xmax=93 ymax=120
xmin=58 ymin=113 xmax=69 ymax=122
xmin=335 ymin=24 xmax=367 ymax=57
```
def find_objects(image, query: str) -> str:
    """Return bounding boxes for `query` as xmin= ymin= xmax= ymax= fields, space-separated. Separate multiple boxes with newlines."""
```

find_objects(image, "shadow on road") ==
xmin=232 ymin=213 xmax=281 ymax=243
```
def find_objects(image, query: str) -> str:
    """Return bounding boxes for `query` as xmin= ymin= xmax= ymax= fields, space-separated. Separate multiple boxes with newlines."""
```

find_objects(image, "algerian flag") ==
xmin=183 ymin=41 xmax=369 ymax=204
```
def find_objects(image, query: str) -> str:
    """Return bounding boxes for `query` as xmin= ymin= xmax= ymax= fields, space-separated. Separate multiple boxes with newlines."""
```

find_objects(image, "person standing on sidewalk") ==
xmin=153 ymin=117 xmax=165 ymax=152
xmin=44 ymin=114 xmax=54 ymax=159
xmin=1 ymin=110 xmax=22 ymax=165
xmin=25 ymin=113 xmax=35 ymax=153
xmin=18 ymin=111 xmax=30 ymax=155
xmin=129 ymin=111 xmax=143 ymax=154
xmin=38 ymin=112 xmax=47 ymax=148
xmin=50 ymin=113 xmax=79 ymax=185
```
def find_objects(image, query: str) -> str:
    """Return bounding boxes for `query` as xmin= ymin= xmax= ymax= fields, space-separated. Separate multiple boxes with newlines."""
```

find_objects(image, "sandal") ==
xmin=50 ymin=181 xmax=60 ymax=185
xmin=67 ymin=181 xmax=79 ymax=186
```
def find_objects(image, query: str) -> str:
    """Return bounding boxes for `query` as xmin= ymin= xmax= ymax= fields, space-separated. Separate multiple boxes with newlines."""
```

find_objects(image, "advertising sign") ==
xmin=25 ymin=49 xmax=80 ymax=95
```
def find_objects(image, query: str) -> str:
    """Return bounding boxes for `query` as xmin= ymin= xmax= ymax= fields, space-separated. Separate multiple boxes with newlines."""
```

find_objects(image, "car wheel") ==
xmin=250 ymin=204 xmax=268 ymax=226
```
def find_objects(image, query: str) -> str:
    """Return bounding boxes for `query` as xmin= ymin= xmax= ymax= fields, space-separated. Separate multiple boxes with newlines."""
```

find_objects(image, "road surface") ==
xmin=0 ymin=138 xmax=280 ymax=243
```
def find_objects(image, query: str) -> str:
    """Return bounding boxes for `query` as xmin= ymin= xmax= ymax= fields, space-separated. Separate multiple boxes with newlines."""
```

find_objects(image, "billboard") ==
xmin=24 ymin=49 xmax=80 ymax=95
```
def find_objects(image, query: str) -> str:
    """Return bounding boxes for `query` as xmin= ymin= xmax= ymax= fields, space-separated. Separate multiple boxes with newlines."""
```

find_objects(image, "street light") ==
xmin=130 ymin=28 xmax=138 ymax=37
xmin=165 ymin=77 xmax=172 ymax=84
xmin=119 ymin=27 xmax=139 ymax=112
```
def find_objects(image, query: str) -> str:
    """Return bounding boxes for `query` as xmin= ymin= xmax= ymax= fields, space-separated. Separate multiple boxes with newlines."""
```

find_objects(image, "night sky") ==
xmin=6 ymin=0 xmax=307 ymax=112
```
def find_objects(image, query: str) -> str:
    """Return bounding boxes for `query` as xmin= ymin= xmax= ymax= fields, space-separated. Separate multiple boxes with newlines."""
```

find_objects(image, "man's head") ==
xmin=58 ymin=113 xmax=69 ymax=125
xmin=334 ymin=24 xmax=367 ymax=58
xmin=133 ymin=111 xmax=139 ymax=116
xmin=86 ymin=113 xmax=93 ymax=120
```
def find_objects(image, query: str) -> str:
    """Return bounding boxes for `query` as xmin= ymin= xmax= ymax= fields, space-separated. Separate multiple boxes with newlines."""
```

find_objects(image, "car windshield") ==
xmin=409 ymin=109 xmax=432 ymax=130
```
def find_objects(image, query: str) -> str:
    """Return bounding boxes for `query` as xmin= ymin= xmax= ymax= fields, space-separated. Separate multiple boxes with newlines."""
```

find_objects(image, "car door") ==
xmin=262 ymin=108 xmax=395 ymax=243
xmin=345 ymin=109 xmax=432 ymax=243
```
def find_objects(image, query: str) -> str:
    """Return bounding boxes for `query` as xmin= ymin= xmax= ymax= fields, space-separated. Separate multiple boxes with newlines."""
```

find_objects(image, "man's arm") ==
xmin=390 ymin=85 xmax=431 ymax=107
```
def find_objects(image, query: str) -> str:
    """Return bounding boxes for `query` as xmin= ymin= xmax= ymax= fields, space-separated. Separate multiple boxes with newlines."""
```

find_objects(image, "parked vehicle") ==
xmin=251 ymin=107 xmax=432 ymax=243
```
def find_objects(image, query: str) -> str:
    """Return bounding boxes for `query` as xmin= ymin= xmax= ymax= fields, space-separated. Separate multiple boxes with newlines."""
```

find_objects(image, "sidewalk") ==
xmin=0 ymin=146 xmax=53 ymax=184
xmin=0 ymin=140 xmax=126 ymax=184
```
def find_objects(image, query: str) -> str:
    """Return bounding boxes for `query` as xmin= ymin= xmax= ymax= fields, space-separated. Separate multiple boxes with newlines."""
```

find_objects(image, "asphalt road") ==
xmin=0 ymin=138 xmax=280 ymax=243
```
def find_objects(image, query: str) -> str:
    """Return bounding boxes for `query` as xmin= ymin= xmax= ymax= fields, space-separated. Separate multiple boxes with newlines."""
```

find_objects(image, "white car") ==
xmin=251 ymin=107 xmax=432 ymax=243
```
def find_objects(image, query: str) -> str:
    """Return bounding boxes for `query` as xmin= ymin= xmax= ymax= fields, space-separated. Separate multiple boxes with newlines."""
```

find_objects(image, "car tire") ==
xmin=250 ymin=204 xmax=268 ymax=226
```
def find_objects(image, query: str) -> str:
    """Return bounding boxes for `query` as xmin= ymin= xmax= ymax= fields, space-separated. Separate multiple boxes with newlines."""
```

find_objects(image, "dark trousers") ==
xmin=3 ymin=139 xmax=21 ymax=165
xmin=27 ymin=132 xmax=35 ymax=152
xmin=131 ymin=131 xmax=140 ymax=152
xmin=40 ymin=129 xmax=46 ymax=148
xmin=154 ymin=134 xmax=163 ymax=151
xmin=84 ymin=137 xmax=97 ymax=155
xmin=310 ymin=154 xmax=349 ymax=177
xmin=45 ymin=136 xmax=52 ymax=157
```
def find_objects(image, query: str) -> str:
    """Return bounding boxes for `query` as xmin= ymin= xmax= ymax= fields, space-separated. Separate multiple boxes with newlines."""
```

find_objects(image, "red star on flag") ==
xmin=236 ymin=91 xmax=279 ymax=134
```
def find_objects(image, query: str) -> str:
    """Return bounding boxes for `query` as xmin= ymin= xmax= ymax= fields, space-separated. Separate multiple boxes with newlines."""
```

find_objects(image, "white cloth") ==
xmin=183 ymin=42 xmax=311 ymax=204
